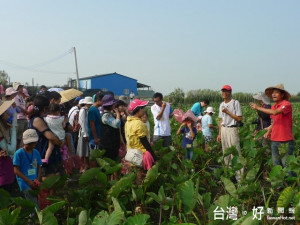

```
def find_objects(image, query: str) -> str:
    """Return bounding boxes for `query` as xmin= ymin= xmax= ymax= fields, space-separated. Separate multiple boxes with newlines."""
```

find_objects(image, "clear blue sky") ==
xmin=1 ymin=1 xmax=300 ymax=95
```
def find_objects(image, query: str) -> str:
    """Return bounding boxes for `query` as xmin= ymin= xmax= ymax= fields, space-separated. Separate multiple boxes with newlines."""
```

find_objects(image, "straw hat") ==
xmin=0 ymin=100 xmax=14 ymax=116
xmin=265 ymin=84 xmax=291 ymax=101
xmin=253 ymin=92 xmax=270 ymax=105
xmin=59 ymin=89 xmax=83 ymax=104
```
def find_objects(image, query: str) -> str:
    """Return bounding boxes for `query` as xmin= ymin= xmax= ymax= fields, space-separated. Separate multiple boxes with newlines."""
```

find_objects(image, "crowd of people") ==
xmin=0 ymin=82 xmax=295 ymax=210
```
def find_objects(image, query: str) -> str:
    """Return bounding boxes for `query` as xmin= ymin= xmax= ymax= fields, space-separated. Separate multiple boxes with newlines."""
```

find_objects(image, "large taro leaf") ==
xmin=90 ymin=149 xmax=105 ymax=161
xmin=105 ymin=163 xmax=122 ymax=175
xmin=0 ymin=208 xmax=20 ymax=225
xmin=143 ymin=163 xmax=159 ymax=188
xmin=43 ymin=201 xmax=66 ymax=214
xmin=92 ymin=209 xmax=124 ymax=225
xmin=223 ymin=146 xmax=239 ymax=158
xmin=41 ymin=175 xmax=61 ymax=189
xmin=221 ymin=176 xmax=237 ymax=198
xmin=79 ymin=168 xmax=107 ymax=186
xmin=288 ymin=156 xmax=300 ymax=175
xmin=0 ymin=189 xmax=11 ymax=209
xmin=231 ymin=212 xmax=261 ymax=225
xmin=12 ymin=197 xmax=35 ymax=217
xmin=268 ymin=165 xmax=285 ymax=187
xmin=208 ymin=195 xmax=230 ymax=224
xmin=177 ymin=180 xmax=198 ymax=214
xmin=245 ymin=164 xmax=260 ymax=183
xmin=36 ymin=210 xmax=58 ymax=225
xmin=107 ymin=172 xmax=136 ymax=200
xmin=277 ymin=187 xmax=295 ymax=209
xmin=78 ymin=210 xmax=90 ymax=225
xmin=126 ymin=214 xmax=150 ymax=225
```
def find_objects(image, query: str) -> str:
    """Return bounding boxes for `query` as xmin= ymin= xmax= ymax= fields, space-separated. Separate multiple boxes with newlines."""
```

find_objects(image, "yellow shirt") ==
xmin=125 ymin=116 xmax=148 ymax=153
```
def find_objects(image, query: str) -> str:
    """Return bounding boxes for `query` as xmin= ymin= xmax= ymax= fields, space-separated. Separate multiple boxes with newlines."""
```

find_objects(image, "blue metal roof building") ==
xmin=70 ymin=72 xmax=153 ymax=97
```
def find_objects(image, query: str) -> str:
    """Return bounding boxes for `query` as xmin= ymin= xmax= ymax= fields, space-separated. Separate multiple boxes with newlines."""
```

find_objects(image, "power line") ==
xmin=0 ymin=48 xmax=75 ymax=75
xmin=29 ymin=48 xmax=73 ymax=69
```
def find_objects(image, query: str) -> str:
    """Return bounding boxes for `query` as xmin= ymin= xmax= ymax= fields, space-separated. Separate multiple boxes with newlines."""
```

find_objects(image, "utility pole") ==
xmin=73 ymin=47 xmax=80 ymax=90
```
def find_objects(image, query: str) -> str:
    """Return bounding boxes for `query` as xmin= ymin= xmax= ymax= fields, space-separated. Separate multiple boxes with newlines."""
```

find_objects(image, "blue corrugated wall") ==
xmin=90 ymin=74 xmax=137 ymax=96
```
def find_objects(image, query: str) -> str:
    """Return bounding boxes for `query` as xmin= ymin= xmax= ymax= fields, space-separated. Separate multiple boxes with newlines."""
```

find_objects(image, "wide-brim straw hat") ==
xmin=265 ymin=84 xmax=291 ymax=101
xmin=59 ymin=89 xmax=83 ymax=104
xmin=0 ymin=100 xmax=14 ymax=116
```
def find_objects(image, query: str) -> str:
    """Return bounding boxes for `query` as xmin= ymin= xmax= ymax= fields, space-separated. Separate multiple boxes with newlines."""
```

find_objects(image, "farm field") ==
xmin=1 ymin=102 xmax=300 ymax=225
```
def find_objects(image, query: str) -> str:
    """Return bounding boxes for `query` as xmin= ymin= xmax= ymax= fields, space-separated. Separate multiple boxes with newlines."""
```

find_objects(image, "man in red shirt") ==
xmin=250 ymin=84 xmax=294 ymax=167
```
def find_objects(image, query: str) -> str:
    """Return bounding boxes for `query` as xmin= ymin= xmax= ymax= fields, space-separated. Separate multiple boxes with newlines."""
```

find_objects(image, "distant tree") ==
xmin=0 ymin=70 xmax=9 ymax=86
xmin=168 ymin=88 xmax=185 ymax=106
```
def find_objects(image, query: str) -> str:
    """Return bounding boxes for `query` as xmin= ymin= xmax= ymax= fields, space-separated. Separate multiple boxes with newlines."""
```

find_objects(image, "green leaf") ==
xmin=254 ymin=129 xmax=267 ymax=139
xmin=177 ymin=180 xmax=197 ymax=214
xmin=223 ymin=145 xmax=238 ymax=158
xmin=126 ymin=214 xmax=150 ymax=225
xmin=105 ymin=163 xmax=122 ymax=175
xmin=0 ymin=209 xmax=15 ymax=225
xmin=146 ymin=192 xmax=161 ymax=204
xmin=107 ymin=172 xmax=136 ymax=199
xmin=90 ymin=149 xmax=105 ymax=161
xmin=36 ymin=210 xmax=58 ymax=225
xmin=245 ymin=165 xmax=260 ymax=183
xmin=107 ymin=210 xmax=124 ymax=225
xmin=96 ymin=171 xmax=108 ymax=185
xmin=202 ymin=192 xmax=211 ymax=209
xmin=79 ymin=168 xmax=102 ymax=186
xmin=0 ymin=189 xmax=11 ymax=209
xmin=277 ymin=187 xmax=295 ymax=209
xmin=43 ymin=201 xmax=66 ymax=214
xmin=143 ymin=163 xmax=159 ymax=188
xmin=268 ymin=165 xmax=286 ymax=187
xmin=41 ymin=175 xmax=61 ymax=189
xmin=96 ymin=158 xmax=111 ymax=170
xmin=269 ymin=165 xmax=282 ymax=179
xmin=221 ymin=176 xmax=237 ymax=198
xmin=78 ymin=210 xmax=88 ymax=225
xmin=112 ymin=197 xmax=123 ymax=213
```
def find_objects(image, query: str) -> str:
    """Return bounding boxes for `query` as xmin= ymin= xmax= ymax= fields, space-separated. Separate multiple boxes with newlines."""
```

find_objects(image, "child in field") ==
xmin=176 ymin=119 xmax=197 ymax=160
xmin=201 ymin=107 xmax=218 ymax=152
xmin=141 ymin=111 xmax=151 ymax=143
xmin=43 ymin=103 xmax=66 ymax=163
xmin=13 ymin=129 xmax=42 ymax=208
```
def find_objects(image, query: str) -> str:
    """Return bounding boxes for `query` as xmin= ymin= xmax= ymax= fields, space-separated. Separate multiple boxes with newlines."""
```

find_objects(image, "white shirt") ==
xmin=151 ymin=103 xmax=172 ymax=136
xmin=44 ymin=115 xmax=65 ymax=140
xmin=78 ymin=107 xmax=89 ymax=138
xmin=218 ymin=99 xmax=242 ymax=127
xmin=68 ymin=106 xmax=79 ymax=126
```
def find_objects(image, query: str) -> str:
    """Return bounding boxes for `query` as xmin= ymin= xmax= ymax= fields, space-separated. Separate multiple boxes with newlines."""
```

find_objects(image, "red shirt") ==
xmin=270 ymin=100 xmax=293 ymax=141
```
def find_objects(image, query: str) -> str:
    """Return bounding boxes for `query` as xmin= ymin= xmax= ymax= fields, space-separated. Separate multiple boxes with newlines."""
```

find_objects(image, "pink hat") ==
xmin=23 ymin=88 xmax=30 ymax=97
xmin=129 ymin=99 xmax=149 ymax=111
xmin=5 ymin=87 xmax=18 ymax=96
xmin=221 ymin=85 xmax=232 ymax=91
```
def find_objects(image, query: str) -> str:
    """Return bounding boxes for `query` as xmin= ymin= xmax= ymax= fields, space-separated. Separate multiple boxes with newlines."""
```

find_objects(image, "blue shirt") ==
xmin=191 ymin=102 xmax=203 ymax=117
xmin=181 ymin=127 xmax=197 ymax=149
xmin=88 ymin=106 xmax=101 ymax=140
xmin=13 ymin=148 xmax=42 ymax=191
xmin=201 ymin=114 xmax=213 ymax=137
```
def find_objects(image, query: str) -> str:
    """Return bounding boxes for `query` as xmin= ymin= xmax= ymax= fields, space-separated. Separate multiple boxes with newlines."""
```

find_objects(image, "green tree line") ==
xmin=167 ymin=87 xmax=300 ymax=107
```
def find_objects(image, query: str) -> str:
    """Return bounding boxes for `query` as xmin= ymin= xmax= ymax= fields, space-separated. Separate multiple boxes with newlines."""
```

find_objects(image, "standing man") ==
xmin=191 ymin=99 xmax=210 ymax=118
xmin=217 ymin=85 xmax=243 ymax=182
xmin=88 ymin=92 xmax=104 ymax=157
xmin=250 ymin=84 xmax=294 ymax=168
xmin=13 ymin=82 xmax=28 ymax=148
xmin=151 ymin=92 xmax=173 ymax=147
xmin=129 ymin=90 xmax=135 ymax=102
